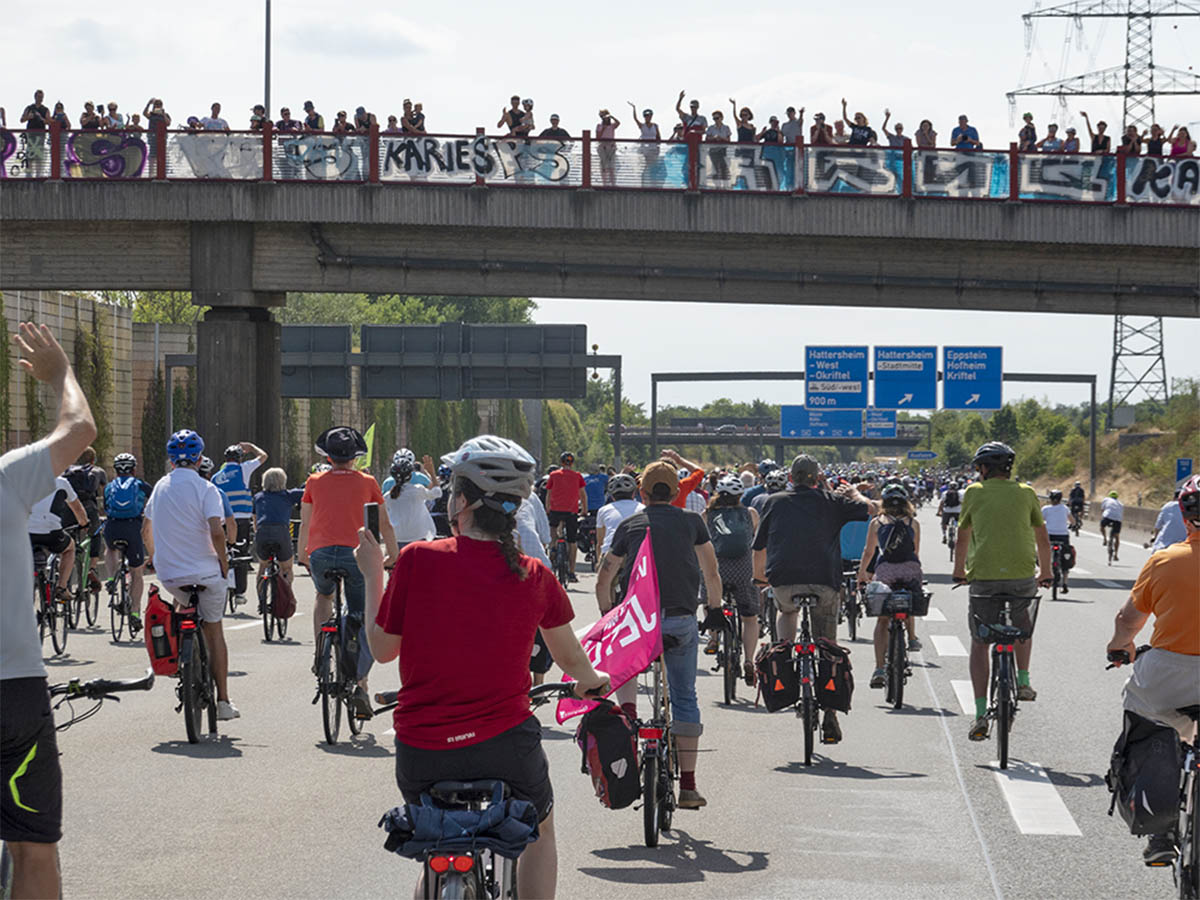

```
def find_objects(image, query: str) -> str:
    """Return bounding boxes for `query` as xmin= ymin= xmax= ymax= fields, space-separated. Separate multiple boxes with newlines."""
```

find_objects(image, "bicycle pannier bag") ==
xmin=574 ymin=703 xmax=640 ymax=810
xmin=1106 ymin=708 xmax=1182 ymax=835
xmin=815 ymin=637 xmax=854 ymax=713
xmin=143 ymin=586 xmax=179 ymax=676
xmin=755 ymin=642 xmax=799 ymax=712
xmin=271 ymin=572 xmax=296 ymax=619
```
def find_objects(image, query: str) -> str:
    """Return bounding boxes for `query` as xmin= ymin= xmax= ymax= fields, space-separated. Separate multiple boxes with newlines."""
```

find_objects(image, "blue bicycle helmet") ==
xmin=167 ymin=429 xmax=204 ymax=464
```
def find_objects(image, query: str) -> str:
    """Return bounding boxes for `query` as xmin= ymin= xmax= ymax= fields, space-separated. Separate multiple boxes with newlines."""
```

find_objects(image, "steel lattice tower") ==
xmin=1008 ymin=1 xmax=1199 ymax=416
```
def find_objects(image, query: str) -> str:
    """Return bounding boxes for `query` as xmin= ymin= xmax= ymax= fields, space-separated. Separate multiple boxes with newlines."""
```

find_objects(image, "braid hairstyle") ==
xmin=455 ymin=477 xmax=528 ymax=580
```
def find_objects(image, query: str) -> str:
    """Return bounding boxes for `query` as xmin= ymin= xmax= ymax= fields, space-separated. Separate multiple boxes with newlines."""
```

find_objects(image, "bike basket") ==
xmin=880 ymin=587 xmax=930 ymax=617
xmin=970 ymin=595 xmax=1040 ymax=643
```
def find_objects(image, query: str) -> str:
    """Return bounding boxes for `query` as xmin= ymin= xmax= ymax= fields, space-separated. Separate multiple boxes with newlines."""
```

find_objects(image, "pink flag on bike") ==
xmin=555 ymin=530 xmax=661 ymax=724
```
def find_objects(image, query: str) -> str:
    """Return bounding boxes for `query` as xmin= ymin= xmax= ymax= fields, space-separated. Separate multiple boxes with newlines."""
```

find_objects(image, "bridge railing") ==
xmin=1 ymin=121 xmax=1195 ymax=206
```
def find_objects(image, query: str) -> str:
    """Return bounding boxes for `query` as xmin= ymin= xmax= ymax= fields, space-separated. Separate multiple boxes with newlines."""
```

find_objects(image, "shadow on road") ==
xmin=152 ymin=736 xmax=243 ymax=758
xmin=880 ymin=704 xmax=956 ymax=717
xmin=315 ymin=733 xmax=392 ymax=757
xmin=45 ymin=656 xmax=93 ymax=667
xmin=775 ymin=760 xmax=928 ymax=779
xmin=1043 ymin=595 xmax=1095 ymax=604
xmin=581 ymin=828 xmax=769 ymax=884
xmin=1045 ymin=768 xmax=1106 ymax=790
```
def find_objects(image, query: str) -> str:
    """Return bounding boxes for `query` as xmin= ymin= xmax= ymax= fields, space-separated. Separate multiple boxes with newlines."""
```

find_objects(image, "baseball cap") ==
xmin=640 ymin=461 xmax=679 ymax=501
xmin=303 ymin=100 xmax=314 ymax=109
xmin=790 ymin=454 xmax=820 ymax=483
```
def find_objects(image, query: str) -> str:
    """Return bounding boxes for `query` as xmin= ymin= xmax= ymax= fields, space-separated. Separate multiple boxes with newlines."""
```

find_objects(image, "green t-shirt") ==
xmin=959 ymin=478 xmax=1044 ymax=581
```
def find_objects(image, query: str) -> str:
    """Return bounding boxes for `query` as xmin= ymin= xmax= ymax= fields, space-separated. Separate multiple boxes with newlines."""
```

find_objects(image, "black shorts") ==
xmin=942 ymin=512 xmax=960 ymax=527
xmin=103 ymin=517 xmax=146 ymax=568
xmin=1100 ymin=518 xmax=1123 ymax=535
xmin=0 ymin=678 xmax=63 ymax=843
xmin=85 ymin=513 xmax=105 ymax=559
xmin=254 ymin=523 xmax=294 ymax=562
xmin=395 ymin=717 xmax=553 ymax=821
xmin=530 ymin=630 xmax=553 ymax=674
xmin=29 ymin=531 xmax=70 ymax=555
xmin=547 ymin=510 xmax=579 ymax=543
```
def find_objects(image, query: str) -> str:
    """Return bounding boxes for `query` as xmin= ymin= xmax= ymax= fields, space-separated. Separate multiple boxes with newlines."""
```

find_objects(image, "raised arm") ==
xmin=676 ymin=90 xmax=686 ymax=120
xmin=882 ymin=108 xmax=892 ymax=136
xmin=841 ymin=98 xmax=853 ymax=128
xmin=1081 ymin=111 xmax=1096 ymax=140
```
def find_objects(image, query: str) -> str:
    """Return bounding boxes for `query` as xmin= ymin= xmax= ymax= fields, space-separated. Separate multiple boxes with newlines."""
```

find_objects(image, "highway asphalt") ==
xmin=46 ymin=508 xmax=1172 ymax=899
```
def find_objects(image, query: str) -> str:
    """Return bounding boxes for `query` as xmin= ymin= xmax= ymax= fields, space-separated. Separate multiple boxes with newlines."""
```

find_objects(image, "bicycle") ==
xmin=840 ymin=566 xmax=862 ymax=642
xmin=550 ymin=534 xmax=570 ymax=588
xmin=635 ymin=656 xmax=678 ymax=848
xmin=1049 ymin=539 xmax=1067 ymax=601
xmin=69 ymin=525 xmax=100 ymax=629
xmin=226 ymin=546 xmax=254 ymax=615
xmin=32 ymin=542 xmax=70 ymax=657
xmin=1106 ymin=527 xmax=1120 ymax=565
xmin=971 ymin=593 xmax=1040 ymax=770
xmin=791 ymin=593 xmax=821 ymax=767
xmin=879 ymin=587 xmax=931 ymax=711
xmin=758 ymin=586 xmax=778 ymax=644
xmin=578 ymin=514 xmax=598 ymax=572
xmin=312 ymin=568 xmax=365 ymax=745
xmin=106 ymin=539 xmax=133 ymax=641
xmin=1069 ymin=505 xmax=1083 ymax=536
xmin=257 ymin=552 xmax=288 ymax=643
xmin=712 ymin=585 xmax=741 ymax=706
xmin=1108 ymin=647 xmax=1199 ymax=898
xmin=946 ymin=516 xmax=958 ymax=562
xmin=172 ymin=585 xmax=219 ymax=744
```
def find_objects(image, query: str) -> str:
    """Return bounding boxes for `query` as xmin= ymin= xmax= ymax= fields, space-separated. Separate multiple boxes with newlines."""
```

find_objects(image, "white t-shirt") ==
xmin=1100 ymin=497 xmax=1124 ymax=522
xmin=145 ymin=466 xmax=226 ymax=582
xmin=1040 ymin=504 xmax=1071 ymax=535
xmin=780 ymin=120 xmax=804 ymax=143
xmin=516 ymin=494 xmax=552 ymax=568
xmin=705 ymin=123 xmax=731 ymax=141
xmin=383 ymin=482 xmax=441 ymax=543
xmin=2 ymin=441 xmax=56 ymax=679
xmin=28 ymin=476 xmax=77 ymax=534
xmin=200 ymin=116 xmax=229 ymax=130
xmin=597 ymin=498 xmax=643 ymax=554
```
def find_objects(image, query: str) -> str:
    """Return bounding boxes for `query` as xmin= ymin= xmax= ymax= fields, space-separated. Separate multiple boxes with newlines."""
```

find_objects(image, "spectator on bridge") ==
xmin=498 ymin=95 xmax=523 ymax=135
xmin=1037 ymin=123 xmax=1063 ymax=151
xmin=331 ymin=110 xmax=353 ymax=134
xmin=730 ymin=100 xmax=756 ymax=143
xmin=384 ymin=114 xmax=402 ymax=134
xmin=780 ymin=107 xmax=805 ymax=144
xmin=810 ymin=112 xmax=834 ymax=145
xmin=676 ymin=91 xmax=707 ymax=136
xmin=540 ymin=114 xmax=570 ymax=139
xmin=832 ymin=120 xmax=849 ymax=144
xmin=1141 ymin=123 xmax=1166 ymax=155
xmin=951 ymin=114 xmax=982 ymax=150
xmin=915 ymin=118 xmax=937 ymax=148
xmin=125 ymin=114 xmax=143 ymax=133
xmin=302 ymin=100 xmax=324 ymax=132
xmin=401 ymin=100 xmax=425 ymax=135
xmin=1062 ymin=126 xmax=1081 ymax=152
xmin=201 ymin=102 xmax=229 ymax=131
xmin=705 ymin=110 xmax=730 ymax=142
xmin=79 ymin=102 xmax=100 ymax=130
xmin=353 ymin=107 xmax=375 ymax=133
xmin=628 ymin=103 xmax=659 ymax=143
xmin=50 ymin=102 xmax=70 ymax=131
xmin=1017 ymin=112 xmax=1037 ymax=152
xmin=841 ymin=100 xmax=877 ymax=146
xmin=882 ymin=110 xmax=906 ymax=147
xmin=758 ymin=116 xmax=782 ymax=143
xmin=250 ymin=104 xmax=267 ymax=132
xmin=20 ymin=89 xmax=49 ymax=131
xmin=668 ymin=122 xmax=686 ymax=141
xmin=1168 ymin=126 xmax=1195 ymax=156
xmin=144 ymin=97 xmax=171 ymax=131
xmin=185 ymin=116 xmax=202 ymax=133
xmin=1119 ymin=124 xmax=1141 ymax=156
xmin=104 ymin=102 xmax=124 ymax=129
xmin=596 ymin=109 xmax=619 ymax=187
xmin=1080 ymin=111 xmax=1110 ymax=152
xmin=276 ymin=107 xmax=302 ymax=133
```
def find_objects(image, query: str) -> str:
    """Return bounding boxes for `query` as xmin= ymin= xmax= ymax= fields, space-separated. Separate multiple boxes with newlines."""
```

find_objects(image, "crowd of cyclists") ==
xmin=2 ymin=322 xmax=1197 ymax=897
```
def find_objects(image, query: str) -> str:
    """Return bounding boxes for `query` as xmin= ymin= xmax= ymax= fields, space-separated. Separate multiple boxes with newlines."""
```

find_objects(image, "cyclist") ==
xmin=381 ymin=452 xmax=442 ymax=548
xmin=251 ymin=467 xmax=304 ymax=588
xmin=429 ymin=463 xmax=454 ymax=538
xmin=102 ymin=452 xmax=153 ymax=633
xmin=1106 ymin=474 xmax=1200 ymax=866
xmin=27 ymin=473 xmax=88 ymax=603
xmin=857 ymin=483 xmax=923 ymax=688
xmin=937 ymin=479 xmax=963 ymax=544
xmin=356 ymin=434 xmax=609 ymax=900
xmin=1040 ymin=489 xmax=1074 ymax=594
xmin=741 ymin=458 xmax=776 ymax=509
xmin=63 ymin=446 xmax=107 ymax=592
xmin=661 ymin=448 xmax=708 ymax=510
xmin=583 ymin=462 xmax=609 ymax=516
xmin=198 ymin=455 xmax=237 ymax=544
xmin=952 ymin=442 xmax=1052 ymax=742
xmin=702 ymin=474 xmax=760 ymax=686
xmin=545 ymin=451 xmax=587 ymax=583
xmin=596 ymin=461 xmax=722 ymax=808
xmin=298 ymin=426 xmax=397 ymax=718
xmin=1145 ymin=484 xmax=1186 ymax=552
xmin=593 ymin=473 xmax=642 ymax=612
xmin=211 ymin=441 xmax=268 ymax=606
xmin=1099 ymin=490 xmax=1124 ymax=560
xmin=752 ymin=455 xmax=876 ymax=744
xmin=391 ymin=447 xmax=432 ymax=487
xmin=143 ymin=429 xmax=240 ymax=721
xmin=1 ymin=322 xmax=95 ymax=900
xmin=752 ymin=467 xmax=789 ymax=515
xmin=1068 ymin=481 xmax=1086 ymax=530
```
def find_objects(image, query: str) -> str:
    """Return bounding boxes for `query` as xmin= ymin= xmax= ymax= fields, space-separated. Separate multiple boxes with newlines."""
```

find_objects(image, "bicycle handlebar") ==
xmin=50 ymin=668 xmax=155 ymax=699
xmin=529 ymin=681 xmax=605 ymax=708
xmin=1106 ymin=644 xmax=1153 ymax=669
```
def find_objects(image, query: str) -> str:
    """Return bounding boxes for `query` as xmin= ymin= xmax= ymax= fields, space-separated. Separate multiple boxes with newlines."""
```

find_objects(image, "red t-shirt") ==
xmin=377 ymin=536 xmax=575 ymax=749
xmin=546 ymin=468 xmax=586 ymax=513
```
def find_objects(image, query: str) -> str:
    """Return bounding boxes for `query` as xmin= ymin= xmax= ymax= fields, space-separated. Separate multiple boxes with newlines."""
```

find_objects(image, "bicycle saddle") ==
xmin=791 ymin=594 xmax=819 ymax=607
xmin=325 ymin=568 xmax=350 ymax=578
xmin=429 ymin=780 xmax=510 ymax=806
xmin=1178 ymin=705 xmax=1200 ymax=722
xmin=180 ymin=584 xmax=207 ymax=593
xmin=110 ymin=540 xmax=129 ymax=549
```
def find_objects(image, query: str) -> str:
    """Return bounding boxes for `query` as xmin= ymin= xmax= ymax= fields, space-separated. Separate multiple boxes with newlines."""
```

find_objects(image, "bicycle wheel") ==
xmin=887 ymin=624 xmax=906 ymax=710
xmin=201 ymin=636 xmax=218 ymax=736
xmin=84 ymin=576 xmax=100 ymax=627
xmin=262 ymin=577 xmax=275 ymax=642
xmin=347 ymin=685 xmax=365 ymax=736
xmin=51 ymin=591 xmax=69 ymax=655
xmin=1051 ymin=564 xmax=1059 ymax=601
xmin=996 ymin=657 xmax=1012 ymax=770
xmin=182 ymin=636 xmax=203 ymax=744
xmin=436 ymin=871 xmax=469 ymax=900
xmin=319 ymin=634 xmax=342 ymax=745
xmin=659 ymin=737 xmax=676 ymax=835
xmin=275 ymin=608 xmax=288 ymax=641
xmin=721 ymin=624 xmax=736 ymax=705
xmin=38 ymin=582 xmax=49 ymax=647
xmin=226 ymin=588 xmax=237 ymax=616
xmin=847 ymin=596 xmax=859 ymax=642
xmin=801 ymin=690 xmax=816 ymax=767
xmin=642 ymin=753 xmax=660 ymax=848
xmin=109 ymin=584 xmax=125 ymax=641
xmin=1183 ymin=769 xmax=1199 ymax=900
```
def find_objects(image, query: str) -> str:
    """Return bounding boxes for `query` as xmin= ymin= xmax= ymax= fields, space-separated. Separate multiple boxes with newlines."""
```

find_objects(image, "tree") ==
xmin=141 ymin=366 xmax=167 ymax=481
xmin=98 ymin=291 xmax=208 ymax=325
xmin=989 ymin=405 xmax=1020 ymax=446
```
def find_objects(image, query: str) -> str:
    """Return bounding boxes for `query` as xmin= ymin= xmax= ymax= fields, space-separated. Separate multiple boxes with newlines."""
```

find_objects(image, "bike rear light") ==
xmin=179 ymin=620 xmax=197 ymax=631
xmin=722 ymin=609 xmax=735 ymax=618
xmin=639 ymin=727 xmax=664 ymax=739
xmin=428 ymin=856 xmax=451 ymax=874
xmin=321 ymin=625 xmax=338 ymax=633
xmin=452 ymin=856 xmax=475 ymax=873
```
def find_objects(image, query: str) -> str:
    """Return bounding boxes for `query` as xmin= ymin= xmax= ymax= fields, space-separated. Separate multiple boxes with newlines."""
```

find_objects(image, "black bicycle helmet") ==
xmin=972 ymin=441 xmax=1015 ymax=471
xmin=390 ymin=458 xmax=414 ymax=484
xmin=224 ymin=444 xmax=243 ymax=462
xmin=1048 ymin=489 xmax=1063 ymax=502
xmin=559 ymin=451 xmax=575 ymax=465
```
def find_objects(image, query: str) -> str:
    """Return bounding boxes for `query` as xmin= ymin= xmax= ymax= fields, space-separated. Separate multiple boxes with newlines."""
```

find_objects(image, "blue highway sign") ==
xmin=1178 ymin=458 xmax=1194 ymax=483
xmin=805 ymin=346 xmax=869 ymax=409
xmin=873 ymin=346 xmax=937 ymax=409
xmin=907 ymin=450 xmax=938 ymax=460
xmin=864 ymin=409 xmax=898 ymax=439
xmin=780 ymin=407 xmax=864 ymax=439
xmin=943 ymin=346 xmax=1003 ymax=410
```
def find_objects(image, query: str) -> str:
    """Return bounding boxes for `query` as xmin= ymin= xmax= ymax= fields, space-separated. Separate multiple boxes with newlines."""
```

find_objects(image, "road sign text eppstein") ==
xmin=943 ymin=346 xmax=1003 ymax=410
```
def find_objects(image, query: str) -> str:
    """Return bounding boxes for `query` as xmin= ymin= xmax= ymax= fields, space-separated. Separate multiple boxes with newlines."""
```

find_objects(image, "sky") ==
xmin=5 ymin=0 xmax=1197 ymax=409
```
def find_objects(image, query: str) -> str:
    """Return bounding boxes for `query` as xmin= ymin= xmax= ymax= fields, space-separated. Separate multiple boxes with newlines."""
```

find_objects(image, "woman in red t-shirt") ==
xmin=356 ymin=435 xmax=608 ymax=899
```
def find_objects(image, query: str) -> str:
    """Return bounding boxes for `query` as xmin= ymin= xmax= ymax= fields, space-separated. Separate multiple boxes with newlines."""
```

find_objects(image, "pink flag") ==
xmin=555 ymin=529 xmax=661 ymax=724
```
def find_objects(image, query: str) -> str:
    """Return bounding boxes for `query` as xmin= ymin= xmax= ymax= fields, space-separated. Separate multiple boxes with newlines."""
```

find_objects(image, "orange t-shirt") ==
xmin=1129 ymin=530 xmax=1200 ymax=655
xmin=546 ymin=468 xmax=586 ymax=513
xmin=671 ymin=469 xmax=707 ymax=509
xmin=302 ymin=468 xmax=385 ymax=553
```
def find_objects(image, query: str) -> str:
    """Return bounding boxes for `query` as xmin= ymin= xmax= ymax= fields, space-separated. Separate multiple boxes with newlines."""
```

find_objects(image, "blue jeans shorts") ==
xmin=663 ymin=614 xmax=702 ymax=737
xmin=309 ymin=546 xmax=365 ymax=615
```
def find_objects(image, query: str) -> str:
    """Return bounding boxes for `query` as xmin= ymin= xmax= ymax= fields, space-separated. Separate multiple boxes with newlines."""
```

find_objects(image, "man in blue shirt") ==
xmin=951 ymin=114 xmax=981 ymax=150
xmin=583 ymin=464 xmax=609 ymax=513
xmin=211 ymin=441 xmax=267 ymax=605
xmin=1145 ymin=486 xmax=1187 ymax=552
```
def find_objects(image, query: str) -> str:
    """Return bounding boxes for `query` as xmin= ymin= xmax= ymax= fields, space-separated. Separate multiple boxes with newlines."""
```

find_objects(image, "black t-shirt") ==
xmin=849 ymin=124 xmax=876 ymax=146
xmin=23 ymin=103 xmax=49 ymax=130
xmin=1092 ymin=134 xmax=1111 ymax=153
xmin=610 ymin=504 xmax=710 ymax=617
xmin=761 ymin=128 xmax=780 ymax=143
xmin=737 ymin=124 xmax=756 ymax=143
xmin=752 ymin=487 xmax=869 ymax=588
xmin=539 ymin=127 xmax=570 ymax=139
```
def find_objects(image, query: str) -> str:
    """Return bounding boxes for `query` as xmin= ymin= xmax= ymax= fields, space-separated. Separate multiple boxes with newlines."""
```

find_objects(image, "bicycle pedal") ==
xmin=1144 ymin=860 xmax=1172 ymax=868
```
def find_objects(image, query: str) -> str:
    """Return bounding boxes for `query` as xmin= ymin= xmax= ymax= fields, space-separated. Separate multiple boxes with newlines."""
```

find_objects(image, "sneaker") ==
xmin=567 ymin=573 xmax=579 ymax=583
xmin=1143 ymin=834 xmax=1177 ymax=866
xmin=352 ymin=686 xmax=374 ymax=720
xmin=233 ymin=594 xmax=248 ymax=607
xmin=743 ymin=662 xmax=756 ymax=688
xmin=704 ymin=633 xmax=719 ymax=655
xmin=870 ymin=667 xmax=886 ymax=689
xmin=128 ymin=614 xmax=142 ymax=637
xmin=677 ymin=788 xmax=707 ymax=809
xmin=87 ymin=571 xmax=101 ymax=591
xmin=968 ymin=716 xmax=990 ymax=741
xmin=1060 ymin=584 xmax=1069 ymax=595
xmin=217 ymin=700 xmax=241 ymax=720
xmin=1017 ymin=684 xmax=1037 ymax=702
xmin=908 ymin=637 xmax=922 ymax=652
xmin=821 ymin=714 xmax=842 ymax=744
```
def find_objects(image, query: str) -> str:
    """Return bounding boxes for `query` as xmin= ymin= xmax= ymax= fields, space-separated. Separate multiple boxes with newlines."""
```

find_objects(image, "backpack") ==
xmin=878 ymin=519 xmax=916 ymax=563
xmin=106 ymin=476 xmax=146 ymax=519
xmin=815 ymin=638 xmax=854 ymax=712
xmin=1106 ymin=709 xmax=1182 ymax=835
xmin=755 ymin=642 xmax=799 ymax=712
xmin=709 ymin=507 xmax=753 ymax=559
xmin=65 ymin=464 xmax=98 ymax=504
xmin=574 ymin=703 xmax=640 ymax=810
xmin=943 ymin=488 xmax=960 ymax=507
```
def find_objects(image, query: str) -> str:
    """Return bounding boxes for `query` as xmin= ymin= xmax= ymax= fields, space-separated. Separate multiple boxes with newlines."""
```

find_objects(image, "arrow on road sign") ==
xmin=898 ymin=393 xmax=913 ymax=405
xmin=965 ymin=394 xmax=980 ymax=405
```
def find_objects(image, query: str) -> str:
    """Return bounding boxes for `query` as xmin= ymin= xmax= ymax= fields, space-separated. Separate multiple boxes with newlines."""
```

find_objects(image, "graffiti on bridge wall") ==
xmin=1127 ymin=157 xmax=1199 ymax=205
xmin=914 ymin=151 xmax=1008 ymax=198
xmin=0 ymin=128 xmax=51 ymax=178
xmin=65 ymin=131 xmax=147 ymax=178
xmin=806 ymin=147 xmax=903 ymax=194
xmin=1017 ymin=154 xmax=1115 ymax=202
xmin=378 ymin=136 xmax=576 ymax=184
xmin=698 ymin=144 xmax=797 ymax=191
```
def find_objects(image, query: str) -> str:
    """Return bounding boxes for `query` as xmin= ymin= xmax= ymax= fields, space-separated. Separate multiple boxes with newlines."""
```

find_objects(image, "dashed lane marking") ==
xmin=992 ymin=760 xmax=1083 ymax=836
xmin=951 ymin=679 xmax=976 ymax=716
xmin=1096 ymin=579 xmax=1122 ymax=589
xmin=1071 ymin=566 xmax=1093 ymax=576
xmin=930 ymin=634 xmax=969 ymax=657
xmin=228 ymin=613 xmax=306 ymax=631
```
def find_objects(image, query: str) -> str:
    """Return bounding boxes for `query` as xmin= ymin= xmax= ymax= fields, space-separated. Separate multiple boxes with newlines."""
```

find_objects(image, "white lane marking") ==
xmin=951 ymin=679 xmax=976 ymax=716
xmin=1096 ymin=579 xmax=1122 ymax=589
xmin=923 ymin=606 xmax=947 ymax=622
xmin=930 ymin=634 xmax=969 ymax=657
xmin=919 ymin=659 xmax=1004 ymax=899
xmin=228 ymin=612 xmax=306 ymax=631
xmin=992 ymin=760 xmax=1082 ymax=836
xmin=1071 ymin=566 xmax=1093 ymax=576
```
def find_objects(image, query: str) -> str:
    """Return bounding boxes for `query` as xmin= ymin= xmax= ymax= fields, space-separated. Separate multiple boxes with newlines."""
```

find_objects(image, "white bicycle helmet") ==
xmin=394 ymin=448 xmax=416 ymax=466
xmin=715 ymin=473 xmax=744 ymax=496
xmin=676 ymin=467 xmax=690 ymax=482
xmin=764 ymin=469 xmax=789 ymax=491
xmin=441 ymin=435 xmax=536 ymax=498
xmin=608 ymin=473 xmax=637 ymax=496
